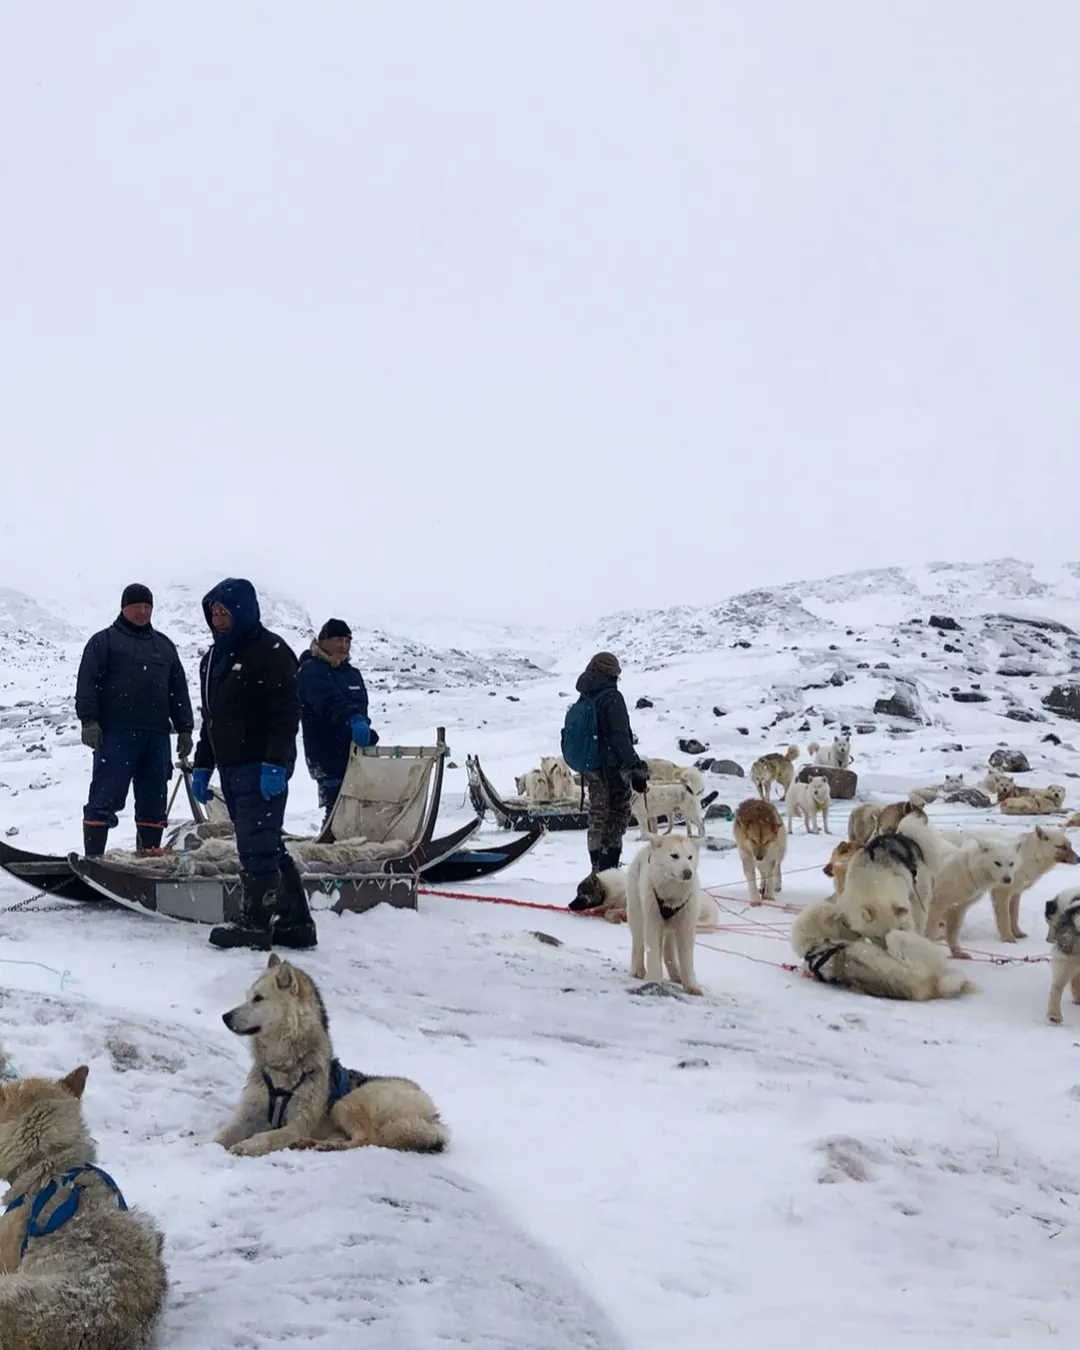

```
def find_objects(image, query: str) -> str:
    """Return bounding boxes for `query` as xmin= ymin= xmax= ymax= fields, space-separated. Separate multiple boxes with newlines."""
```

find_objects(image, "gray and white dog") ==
xmin=1044 ymin=888 xmax=1080 ymax=1024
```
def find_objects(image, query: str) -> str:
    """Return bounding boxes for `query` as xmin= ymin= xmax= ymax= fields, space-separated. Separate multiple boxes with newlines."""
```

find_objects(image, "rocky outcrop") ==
xmin=796 ymin=765 xmax=857 ymax=800
xmin=989 ymin=748 xmax=1031 ymax=774
xmin=1043 ymin=684 xmax=1080 ymax=721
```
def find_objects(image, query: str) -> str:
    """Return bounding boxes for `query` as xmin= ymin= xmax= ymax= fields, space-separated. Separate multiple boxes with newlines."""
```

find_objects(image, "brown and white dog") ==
xmin=749 ymin=746 xmax=800 ymax=802
xmin=733 ymin=798 xmax=787 ymax=904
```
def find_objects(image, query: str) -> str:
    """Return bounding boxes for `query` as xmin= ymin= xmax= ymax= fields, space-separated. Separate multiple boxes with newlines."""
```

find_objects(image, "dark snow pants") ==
xmin=316 ymin=776 xmax=342 ymax=828
xmin=84 ymin=729 xmax=172 ymax=832
xmin=218 ymin=762 xmax=291 ymax=875
xmin=583 ymin=768 xmax=632 ymax=852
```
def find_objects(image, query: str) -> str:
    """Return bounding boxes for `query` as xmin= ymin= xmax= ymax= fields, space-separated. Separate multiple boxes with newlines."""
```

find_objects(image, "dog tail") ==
xmin=383 ymin=1113 xmax=451 ymax=1154
xmin=937 ymin=970 xmax=979 ymax=998
xmin=801 ymin=743 xmax=815 ymax=758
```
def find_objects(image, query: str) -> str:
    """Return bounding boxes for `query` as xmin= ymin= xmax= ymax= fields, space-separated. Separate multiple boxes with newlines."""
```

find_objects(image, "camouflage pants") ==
xmin=583 ymin=769 xmax=632 ymax=852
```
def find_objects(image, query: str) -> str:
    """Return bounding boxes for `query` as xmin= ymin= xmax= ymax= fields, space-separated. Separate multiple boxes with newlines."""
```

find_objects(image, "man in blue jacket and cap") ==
xmin=189 ymin=578 xmax=316 ymax=952
xmin=299 ymin=618 xmax=379 ymax=825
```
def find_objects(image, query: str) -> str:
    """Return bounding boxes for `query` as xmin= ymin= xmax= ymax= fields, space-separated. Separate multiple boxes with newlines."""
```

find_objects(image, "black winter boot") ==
xmin=597 ymin=845 xmax=622 ymax=871
xmin=569 ymin=850 xmax=606 ymax=911
xmin=269 ymin=854 xmax=318 ymax=950
xmin=136 ymin=824 xmax=164 ymax=852
xmin=82 ymin=824 xmax=110 ymax=857
xmin=209 ymin=871 xmax=278 ymax=950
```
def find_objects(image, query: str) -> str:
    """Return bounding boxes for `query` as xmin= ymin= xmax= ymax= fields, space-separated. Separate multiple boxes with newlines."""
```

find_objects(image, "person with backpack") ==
xmin=560 ymin=651 xmax=647 ymax=904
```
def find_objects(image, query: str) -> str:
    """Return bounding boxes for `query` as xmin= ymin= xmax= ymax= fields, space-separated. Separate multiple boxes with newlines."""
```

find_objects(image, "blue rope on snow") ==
xmin=0 ymin=958 xmax=71 ymax=990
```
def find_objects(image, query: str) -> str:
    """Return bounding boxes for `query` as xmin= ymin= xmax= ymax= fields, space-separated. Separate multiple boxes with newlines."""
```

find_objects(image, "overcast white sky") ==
xmin=1 ymin=3 xmax=1077 ymax=625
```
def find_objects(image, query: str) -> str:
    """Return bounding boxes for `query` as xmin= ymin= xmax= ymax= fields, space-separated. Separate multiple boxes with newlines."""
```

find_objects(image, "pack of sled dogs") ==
xmin=0 ymin=957 xmax=446 ymax=1345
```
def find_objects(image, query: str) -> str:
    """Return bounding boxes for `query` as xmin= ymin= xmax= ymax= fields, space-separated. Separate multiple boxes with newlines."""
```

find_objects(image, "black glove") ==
xmin=81 ymin=722 xmax=103 ymax=750
xmin=630 ymin=771 xmax=648 ymax=794
xmin=176 ymin=730 xmax=194 ymax=761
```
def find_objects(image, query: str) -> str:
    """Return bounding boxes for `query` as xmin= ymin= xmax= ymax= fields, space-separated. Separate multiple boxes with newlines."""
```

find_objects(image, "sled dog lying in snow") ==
xmin=1044 ymin=890 xmax=1080 ymax=1023
xmin=749 ymin=745 xmax=800 ymax=802
xmin=999 ymin=785 xmax=1067 ymax=815
xmin=923 ymin=837 xmax=1018 ymax=958
xmin=515 ymin=769 xmax=552 ymax=804
xmin=791 ymin=892 xmax=977 ymax=1001
xmin=807 ymin=734 xmax=852 ymax=770
xmin=733 ymin=798 xmax=787 ymax=904
xmin=0 ymin=1065 xmax=167 ymax=1350
xmin=575 ymin=865 xmax=718 ymax=928
xmin=627 ymin=833 xmax=709 ymax=994
xmin=976 ymin=769 xmax=1014 ymax=798
xmin=785 ymin=776 xmax=831 ymax=834
xmin=630 ymin=781 xmax=708 ymax=836
xmin=218 ymin=955 xmax=448 ymax=1156
xmin=940 ymin=825 xmax=1078 ymax=943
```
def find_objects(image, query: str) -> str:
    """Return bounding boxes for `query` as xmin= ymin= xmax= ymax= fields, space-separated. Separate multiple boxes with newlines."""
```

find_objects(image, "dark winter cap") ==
xmin=586 ymin=651 xmax=621 ymax=679
xmin=319 ymin=618 xmax=352 ymax=641
xmin=121 ymin=583 xmax=154 ymax=609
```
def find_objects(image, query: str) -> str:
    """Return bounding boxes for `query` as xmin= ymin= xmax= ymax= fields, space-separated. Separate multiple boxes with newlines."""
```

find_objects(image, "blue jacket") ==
xmin=299 ymin=640 xmax=374 ymax=783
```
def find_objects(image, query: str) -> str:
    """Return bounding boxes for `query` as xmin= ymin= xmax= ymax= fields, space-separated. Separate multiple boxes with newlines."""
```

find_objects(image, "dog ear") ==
xmin=59 ymin=1065 xmax=89 ymax=1099
xmin=266 ymin=953 xmax=281 ymax=969
xmin=1046 ymin=898 xmax=1060 ymax=921
xmin=859 ymin=906 xmax=875 ymax=928
xmin=275 ymin=962 xmax=297 ymax=991
xmin=823 ymin=861 xmax=834 ymax=876
xmin=1036 ymin=826 xmax=1048 ymax=841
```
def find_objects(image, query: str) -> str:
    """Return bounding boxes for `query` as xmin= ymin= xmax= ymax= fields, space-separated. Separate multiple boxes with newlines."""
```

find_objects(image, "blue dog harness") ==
xmin=5 ymin=1164 xmax=128 ymax=1257
xmin=261 ymin=1057 xmax=353 ymax=1129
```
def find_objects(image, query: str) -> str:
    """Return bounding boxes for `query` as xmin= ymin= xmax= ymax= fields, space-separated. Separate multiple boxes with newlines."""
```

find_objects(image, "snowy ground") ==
xmin=4 ymin=562 xmax=1080 ymax=1345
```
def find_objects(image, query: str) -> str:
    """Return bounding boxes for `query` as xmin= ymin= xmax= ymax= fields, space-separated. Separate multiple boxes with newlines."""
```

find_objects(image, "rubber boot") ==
xmin=82 ymin=824 xmax=110 ymax=857
xmin=568 ymin=849 xmax=605 ymax=911
xmin=209 ymin=871 xmax=278 ymax=950
xmin=136 ymin=823 xmax=164 ymax=853
xmin=601 ymin=845 xmax=622 ymax=871
xmin=269 ymin=854 xmax=318 ymax=950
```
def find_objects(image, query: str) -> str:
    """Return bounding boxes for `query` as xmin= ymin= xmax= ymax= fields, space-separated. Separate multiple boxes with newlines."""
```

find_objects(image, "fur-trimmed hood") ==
xmin=305 ymin=637 xmax=347 ymax=670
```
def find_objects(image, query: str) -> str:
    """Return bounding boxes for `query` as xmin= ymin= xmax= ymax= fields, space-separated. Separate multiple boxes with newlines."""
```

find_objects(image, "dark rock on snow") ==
xmin=929 ymin=615 xmax=962 ymax=631
xmin=710 ymin=759 xmax=745 ymax=777
xmin=1005 ymin=707 xmax=1046 ymax=724
xmin=989 ymin=748 xmax=1031 ymax=774
xmin=944 ymin=788 xmax=992 ymax=809
xmin=1043 ymin=733 xmax=1062 ymax=746
xmin=679 ymin=738 xmax=708 ymax=756
xmin=952 ymin=691 xmax=990 ymax=704
xmin=635 ymin=696 xmax=654 ymax=710
xmin=1043 ymin=684 xmax=1080 ymax=722
xmin=796 ymin=765 xmax=857 ymax=800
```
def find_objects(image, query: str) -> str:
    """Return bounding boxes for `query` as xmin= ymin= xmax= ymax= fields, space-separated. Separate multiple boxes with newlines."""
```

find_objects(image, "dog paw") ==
xmin=229 ymin=1137 xmax=269 ymax=1158
xmin=950 ymin=950 xmax=972 ymax=961
xmin=1013 ymin=928 xmax=1027 ymax=940
xmin=682 ymin=983 xmax=704 ymax=997
xmin=1049 ymin=1012 xmax=1064 ymax=1025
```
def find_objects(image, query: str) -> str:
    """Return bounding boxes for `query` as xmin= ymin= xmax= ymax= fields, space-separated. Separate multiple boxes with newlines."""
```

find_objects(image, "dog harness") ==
xmin=804 ymin=942 xmax=847 ymax=982
xmin=5 ymin=1164 xmax=128 ymax=1258
xmin=261 ymin=1058 xmax=353 ymax=1129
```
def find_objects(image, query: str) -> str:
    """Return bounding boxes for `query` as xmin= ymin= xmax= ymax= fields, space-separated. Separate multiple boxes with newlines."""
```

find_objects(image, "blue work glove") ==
xmin=349 ymin=716 xmax=373 ymax=748
xmin=191 ymin=767 xmax=213 ymax=804
xmin=260 ymin=763 xmax=287 ymax=801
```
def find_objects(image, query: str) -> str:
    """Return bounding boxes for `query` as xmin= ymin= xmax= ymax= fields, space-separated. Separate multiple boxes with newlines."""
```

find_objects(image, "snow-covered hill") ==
xmin=6 ymin=559 xmax=1080 ymax=1349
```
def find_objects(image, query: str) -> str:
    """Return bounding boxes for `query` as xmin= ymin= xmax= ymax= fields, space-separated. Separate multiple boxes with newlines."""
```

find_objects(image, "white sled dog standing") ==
xmin=627 ymin=833 xmax=708 ymax=995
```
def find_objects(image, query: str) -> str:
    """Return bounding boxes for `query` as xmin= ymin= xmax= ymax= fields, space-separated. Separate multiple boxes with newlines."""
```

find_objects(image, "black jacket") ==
xmin=192 ymin=579 xmax=300 ymax=771
xmin=75 ymin=617 xmax=193 ymax=735
xmin=574 ymin=668 xmax=642 ymax=772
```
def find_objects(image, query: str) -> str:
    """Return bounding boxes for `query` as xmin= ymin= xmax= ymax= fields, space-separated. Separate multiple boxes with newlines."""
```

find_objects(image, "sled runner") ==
xmin=419 ymin=825 xmax=544 ymax=884
xmin=0 ymin=839 xmax=101 ymax=905
xmin=466 ymin=755 xmax=588 ymax=832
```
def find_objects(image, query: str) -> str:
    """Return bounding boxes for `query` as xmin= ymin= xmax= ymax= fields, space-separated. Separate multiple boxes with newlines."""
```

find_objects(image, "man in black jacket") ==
xmin=190 ymin=577 xmax=315 ymax=952
xmin=569 ymin=652 xmax=647 ymax=900
xmin=76 ymin=583 xmax=194 ymax=855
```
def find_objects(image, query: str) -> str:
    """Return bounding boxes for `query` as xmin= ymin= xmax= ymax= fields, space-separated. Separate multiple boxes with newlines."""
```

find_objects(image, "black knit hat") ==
xmin=121 ymin=583 xmax=154 ymax=609
xmin=318 ymin=618 xmax=352 ymax=641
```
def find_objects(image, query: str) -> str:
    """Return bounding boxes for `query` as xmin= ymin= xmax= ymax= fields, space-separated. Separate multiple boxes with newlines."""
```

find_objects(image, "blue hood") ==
xmin=202 ymin=578 xmax=261 ymax=642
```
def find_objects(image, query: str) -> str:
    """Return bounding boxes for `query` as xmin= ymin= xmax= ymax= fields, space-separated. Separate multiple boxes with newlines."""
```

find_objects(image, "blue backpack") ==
xmin=561 ymin=693 xmax=602 ymax=774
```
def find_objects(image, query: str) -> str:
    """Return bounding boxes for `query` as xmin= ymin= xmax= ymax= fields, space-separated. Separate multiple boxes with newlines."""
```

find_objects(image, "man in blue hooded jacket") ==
xmin=299 ymin=618 xmax=379 ymax=825
xmin=190 ymin=578 xmax=316 ymax=951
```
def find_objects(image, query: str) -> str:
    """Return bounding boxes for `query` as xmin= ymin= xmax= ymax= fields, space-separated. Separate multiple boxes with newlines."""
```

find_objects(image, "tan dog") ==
xmin=848 ymin=799 xmax=921 ymax=846
xmin=733 ymin=797 xmax=787 ymax=904
xmin=823 ymin=839 xmax=858 ymax=892
xmin=0 ymin=1066 xmax=167 ymax=1349
xmin=941 ymin=826 xmax=1079 ymax=942
xmin=1044 ymin=890 xmax=1080 ymax=1023
xmin=631 ymin=780 xmax=704 ymax=837
xmin=749 ymin=745 xmax=800 ymax=802
xmin=786 ymin=775 xmax=831 ymax=834
xmin=999 ymin=785 xmax=1067 ymax=815
xmin=218 ymin=955 xmax=448 ymax=1156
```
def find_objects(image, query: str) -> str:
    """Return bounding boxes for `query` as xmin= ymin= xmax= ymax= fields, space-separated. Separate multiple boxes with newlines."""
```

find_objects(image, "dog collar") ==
xmin=656 ymin=895 xmax=692 ymax=922
xmin=263 ymin=1059 xmax=353 ymax=1129
xmin=5 ymin=1164 xmax=127 ymax=1258
xmin=805 ymin=942 xmax=847 ymax=982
